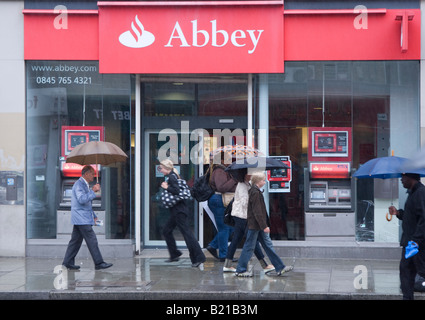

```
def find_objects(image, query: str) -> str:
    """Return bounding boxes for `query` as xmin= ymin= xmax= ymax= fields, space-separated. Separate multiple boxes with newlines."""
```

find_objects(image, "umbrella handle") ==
xmin=386 ymin=212 xmax=392 ymax=222
xmin=96 ymin=154 xmax=99 ymax=184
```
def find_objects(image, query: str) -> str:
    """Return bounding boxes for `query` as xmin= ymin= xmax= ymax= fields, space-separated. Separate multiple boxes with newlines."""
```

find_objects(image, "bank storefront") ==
xmin=24 ymin=1 xmax=421 ymax=257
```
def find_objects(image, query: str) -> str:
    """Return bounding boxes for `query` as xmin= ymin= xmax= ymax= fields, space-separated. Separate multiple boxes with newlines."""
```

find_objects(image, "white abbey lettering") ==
xmin=165 ymin=20 xmax=263 ymax=54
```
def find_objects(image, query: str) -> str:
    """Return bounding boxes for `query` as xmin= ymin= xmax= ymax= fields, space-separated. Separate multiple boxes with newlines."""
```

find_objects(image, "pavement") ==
xmin=1 ymin=249 xmax=424 ymax=301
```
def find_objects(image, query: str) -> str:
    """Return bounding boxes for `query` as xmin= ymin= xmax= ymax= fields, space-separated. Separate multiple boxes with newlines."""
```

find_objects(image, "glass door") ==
xmin=143 ymin=129 xmax=199 ymax=246
xmin=140 ymin=74 xmax=249 ymax=248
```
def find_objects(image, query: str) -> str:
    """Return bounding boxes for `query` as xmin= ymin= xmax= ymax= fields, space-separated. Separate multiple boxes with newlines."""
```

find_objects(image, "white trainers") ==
xmin=223 ymin=266 xmax=236 ymax=273
xmin=277 ymin=265 xmax=293 ymax=276
xmin=235 ymin=271 xmax=253 ymax=277
xmin=263 ymin=265 xmax=275 ymax=274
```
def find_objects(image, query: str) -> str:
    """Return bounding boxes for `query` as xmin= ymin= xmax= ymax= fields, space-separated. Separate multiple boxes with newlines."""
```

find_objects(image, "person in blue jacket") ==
xmin=62 ymin=165 xmax=113 ymax=270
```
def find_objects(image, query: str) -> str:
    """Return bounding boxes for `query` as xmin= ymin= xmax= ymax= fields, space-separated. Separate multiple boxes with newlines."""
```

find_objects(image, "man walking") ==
xmin=389 ymin=173 xmax=425 ymax=299
xmin=62 ymin=165 xmax=113 ymax=270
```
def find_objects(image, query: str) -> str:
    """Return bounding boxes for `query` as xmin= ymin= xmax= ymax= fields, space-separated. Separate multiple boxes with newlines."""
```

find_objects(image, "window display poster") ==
xmin=268 ymin=156 xmax=292 ymax=193
xmin=308 ymin=127 xmax=352 ymax=162
xmin=61 ymin=126 xmax=104 ymax=157
xmin=61 ymin=126 xmax=104 ymax=177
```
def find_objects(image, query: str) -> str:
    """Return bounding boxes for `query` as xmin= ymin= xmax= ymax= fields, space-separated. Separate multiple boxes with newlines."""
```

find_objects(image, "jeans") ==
xmin=63 ymin=225 xmax=104 ymax=266
xmin=226 ymin=216 xmax=265 ymax=261
xmin=163 ymin=210 xmax=206 ymax=264
xmin=236 ymin=229 xmax=285 ymax=274
xmin=208 ymin=194 xmax=233 ymax=258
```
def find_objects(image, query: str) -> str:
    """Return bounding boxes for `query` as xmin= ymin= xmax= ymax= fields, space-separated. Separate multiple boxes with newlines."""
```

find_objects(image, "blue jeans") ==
xmin=227 ymin=216 xmax=265 ymax=261
xmin=236 ymin=229 xmax=285 ymax=274
xmin=208 ymin=194 xmax=233 ymax=258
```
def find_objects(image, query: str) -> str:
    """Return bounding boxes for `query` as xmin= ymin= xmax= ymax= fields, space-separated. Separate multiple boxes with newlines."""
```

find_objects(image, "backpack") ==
xmin=191 ymin=167 xmax=214 ymax=202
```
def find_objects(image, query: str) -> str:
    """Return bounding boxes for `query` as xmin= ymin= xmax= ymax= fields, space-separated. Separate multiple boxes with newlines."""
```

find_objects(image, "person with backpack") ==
xmin=159 ymin=159 xmax=206 ymax=267
xmin=206 ymin=153 xmax=238 ymax=261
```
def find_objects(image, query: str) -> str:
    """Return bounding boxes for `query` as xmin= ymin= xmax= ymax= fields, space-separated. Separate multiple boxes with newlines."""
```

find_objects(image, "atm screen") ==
xmin=270 ymin=168 xmax=287 ymax=178
xmin=63 ymin=188 xmax=73 ymax=200
xmin=311 ymin=190 xmax=326 ymax=200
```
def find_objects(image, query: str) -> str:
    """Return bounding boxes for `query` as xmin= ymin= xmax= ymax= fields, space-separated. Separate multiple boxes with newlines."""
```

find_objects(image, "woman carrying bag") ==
xmin=223 ymin=171 xmax=275 ymax=273
xmin=206 ymin=153 xmax=238 ymax=261
xmin=159 ymin=159 xmax=206 ymax=267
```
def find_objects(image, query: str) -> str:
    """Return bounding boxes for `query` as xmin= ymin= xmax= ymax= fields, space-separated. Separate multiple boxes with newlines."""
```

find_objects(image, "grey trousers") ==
xmin=62 ymin=225 xmax=104 ymax=266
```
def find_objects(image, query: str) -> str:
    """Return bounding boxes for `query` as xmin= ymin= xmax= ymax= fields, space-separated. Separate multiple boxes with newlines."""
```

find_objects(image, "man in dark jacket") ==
xmin=389 ymin=173 xmax=425 ymax=299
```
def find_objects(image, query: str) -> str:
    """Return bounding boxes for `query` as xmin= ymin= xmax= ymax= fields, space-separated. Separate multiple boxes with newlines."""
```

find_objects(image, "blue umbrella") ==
xmin=353 ymin=156 xmax=425 ymax=179
xmin=353 ymin=155 xmax=425 ymax=223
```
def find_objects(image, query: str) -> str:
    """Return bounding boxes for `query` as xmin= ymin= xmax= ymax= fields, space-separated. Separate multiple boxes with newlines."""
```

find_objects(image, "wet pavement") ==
xmin=0 ymin=249 xmax=424 ymax=300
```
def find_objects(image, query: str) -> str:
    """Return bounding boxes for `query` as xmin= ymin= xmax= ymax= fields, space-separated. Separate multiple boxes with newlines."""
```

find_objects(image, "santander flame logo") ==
xmin=119 ymin=15 xmax=155 ymax=48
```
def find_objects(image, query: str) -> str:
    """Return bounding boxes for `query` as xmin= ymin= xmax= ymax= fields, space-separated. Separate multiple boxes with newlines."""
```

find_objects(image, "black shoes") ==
xmin=63 ymin=264 xmax=80 ymax=270
xmin=206 ymin=245 xmax=219 ymax=259
xmin=95 ymin=262 xmax=113 ymax=270
xmin=206 ymin=246 xmax=226 ymax=261
xmin=191 ymin=256 xmax=206 ymax=268
xmin=165 ymin=257 xmax=180 ymax=263
xmin=166 ymin=251 xmax=182 ymax=263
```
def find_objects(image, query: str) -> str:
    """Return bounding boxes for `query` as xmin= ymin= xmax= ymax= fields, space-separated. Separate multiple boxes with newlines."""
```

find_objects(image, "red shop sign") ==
xmin=98 ymin=1 xmax=284 ymax=74
xmin=310 ymin=162 xmax=351 ymax=179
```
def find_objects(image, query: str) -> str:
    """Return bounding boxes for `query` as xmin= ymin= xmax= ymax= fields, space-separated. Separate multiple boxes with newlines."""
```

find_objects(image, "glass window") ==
xmin=267 ymin=61 xmax=419 ymax=242
xmin=26 ymin=61 xmax=133 ymax=239
xmin=141 ymin=74 xmax=247 ymax=117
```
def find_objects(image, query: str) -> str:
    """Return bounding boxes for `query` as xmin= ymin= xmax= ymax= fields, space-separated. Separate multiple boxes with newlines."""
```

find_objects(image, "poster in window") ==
xmin=308 ymin=127 xmax=351 ymax=161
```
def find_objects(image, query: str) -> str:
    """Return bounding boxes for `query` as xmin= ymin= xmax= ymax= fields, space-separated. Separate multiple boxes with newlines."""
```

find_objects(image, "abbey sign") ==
xmin=98 ymin=2 xmax=284 ymax=73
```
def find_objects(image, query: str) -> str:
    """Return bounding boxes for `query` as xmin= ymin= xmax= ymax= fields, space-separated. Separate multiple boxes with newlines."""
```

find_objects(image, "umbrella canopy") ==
xmin=353 ymin=156 xmax=425 ymax=179
xmin=210 ymin=145 xmax=263 ymax=159
xmin=66 ymin=141 xmax=128 ymax=166
xmin=225 ymin=156 xmax=289 ymax=171
xmin=225 ymin=157 xmax=289 ymax=181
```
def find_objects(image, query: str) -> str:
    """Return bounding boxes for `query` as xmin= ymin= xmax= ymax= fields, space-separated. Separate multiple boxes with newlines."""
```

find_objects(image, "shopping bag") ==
xmin=405 ymin=241 xmax=419 ymax=259
xmin=160 ymin=179 xmax=192 ymax=208
xmin=223 ymin=198 xmax=235 ymax=226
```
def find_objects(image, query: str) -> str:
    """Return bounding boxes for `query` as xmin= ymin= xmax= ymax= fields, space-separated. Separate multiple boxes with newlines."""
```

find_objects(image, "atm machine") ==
xmin=304 ymin=127 xmax=356 ymax=241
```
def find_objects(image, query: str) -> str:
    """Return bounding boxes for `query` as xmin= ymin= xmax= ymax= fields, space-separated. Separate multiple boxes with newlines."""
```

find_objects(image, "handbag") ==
xmin=221 ymin=192 xmax=235 ymax=207
xmin=223 ymin=198 xmax=235 ymax=226
xmin=191 ymin=167 xmax=214 ymax=202
xmin=160 ymin=179 xmax=192 ymax=208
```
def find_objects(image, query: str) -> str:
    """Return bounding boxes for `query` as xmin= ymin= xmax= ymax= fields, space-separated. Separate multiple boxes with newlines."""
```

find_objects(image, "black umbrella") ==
xmin=225 ymin=157 xmax=289 ymax=182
